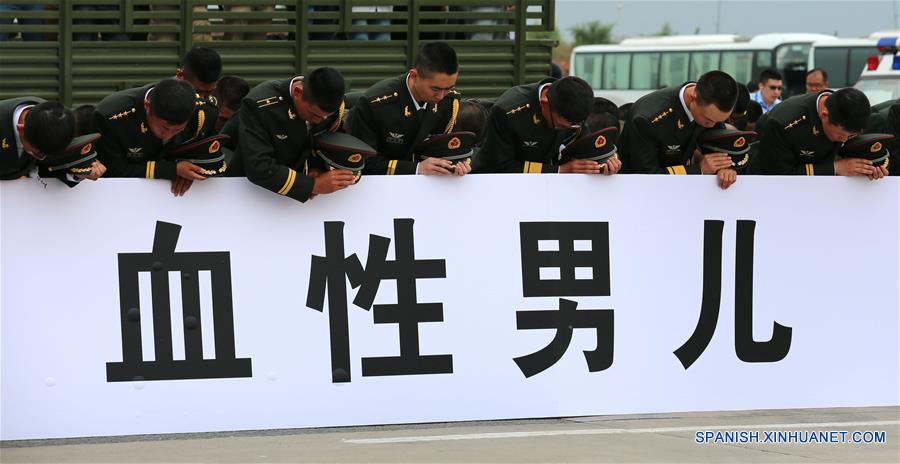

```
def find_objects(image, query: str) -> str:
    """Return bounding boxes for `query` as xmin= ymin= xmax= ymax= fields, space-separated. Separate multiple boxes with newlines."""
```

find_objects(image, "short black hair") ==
xmin=414 ymin=41 xmax=459 ymax=77
xmin=214 ymin=75 xmax=250 ymax=111
xmin=24 ymin=101 xmax=75 ymax=158
xmin=807 ymin=67 xmax=829 ymax=81
xmin=585 ymin=112 xmax=619 ymax=133
xmin=149 ymin=78 xmax=196 ymax=125
xmin=181 ymin=47 xmax=222 ymax=84
xmin=696 ymin=70 xmax=739 ymax=113
xmin=618 ymin=102 xmax=634 ymax=120
xmin=747 ymin=100 xmax=763 ymax=123
xmin=731 ymin=84 xmax=751 ymax=118
xmin=303 ymin=67 xmax=346 ymax=113
xmin=546 ymin=76 xmax=593 ymax=124
xmin=456 ymin=99 xmax=489 ymax=145
xmin=73 ymin=104 xmax=96 ymax=136
xmin=591 ymin=96 xmax=622 ymax=120
xmin=825 ymin=87 xmax=870 ymax=132
xmin=758 ymin=68 xmax=783 ymax=84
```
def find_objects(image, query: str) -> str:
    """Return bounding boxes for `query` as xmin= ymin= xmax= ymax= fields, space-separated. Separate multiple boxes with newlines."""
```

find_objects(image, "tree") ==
xmin=655 ymin=22 xmax=675 ymax=36
xmin=570 ymin=21 xmax=615 ymax=46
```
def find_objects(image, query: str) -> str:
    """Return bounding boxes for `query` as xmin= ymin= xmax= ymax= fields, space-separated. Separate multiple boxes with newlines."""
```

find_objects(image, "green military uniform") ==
xmin=477 ymin=78 xmax=580 ymax=173
xmin=94 ymin=84 xmax=218 ymax=180
xmin=618 ymin=83 xmax=703 ymax=175
xmin=346 ymin=74 xmax=460 ymax=175
xmin=0 ymin=96 xmax=44 ymax=180
xmin=754 ymin=91 xmax=839 ymax=176
xmin=231 ymin=78 xmax=343 ymax=202
xmin=865 ymin=98 xmax=899 ymax=176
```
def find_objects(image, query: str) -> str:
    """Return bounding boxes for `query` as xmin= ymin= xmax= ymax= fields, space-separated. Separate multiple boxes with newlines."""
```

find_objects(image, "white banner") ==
xmin=1 ymin=176 xmax=898 ymax=440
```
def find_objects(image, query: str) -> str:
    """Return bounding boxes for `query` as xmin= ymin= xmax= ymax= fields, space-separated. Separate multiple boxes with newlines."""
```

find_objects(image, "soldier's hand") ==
xmin=76 ymin=160 xmax=107 ymax=181
xmin=312 ymin=169 xmax=356 ymax=194
xmin=868 ymin=165 xmax=889 ymax=180
xmin=834 ymin=157 xmax=876 ymax=177
xmin=176 ymin=161 xmax=207 ymax=181
xmin=559 ymin=159 xmax=601 ymax=174
xmin=601 ymin=155 xmax=622 ymax=175
xmin=418 ymin=157 xmax=454 ymax=175
xmin=171 ymin=177 xmax=193 ymax=197
xmin=454 ymin=159 xmax=472 ymax=176
xmin=717 ymin=168 xmax=737 ymax=190
xmin=700 ymin=152 xmax=732 ymax=174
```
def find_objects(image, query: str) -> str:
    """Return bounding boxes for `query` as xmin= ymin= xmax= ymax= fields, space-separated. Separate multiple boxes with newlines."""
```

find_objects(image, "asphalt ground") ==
xmin=2 ymin=406 xmax=898 ymax=463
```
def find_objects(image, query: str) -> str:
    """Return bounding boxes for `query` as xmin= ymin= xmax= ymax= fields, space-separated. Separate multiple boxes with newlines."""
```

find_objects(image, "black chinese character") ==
xmin=107 ymin=221 xmax=252 ymax=382
xmin=514 ymin=222 xmax=614 ymax=377
xmin=674 ymin=220 xmax=792 ymax=369
xmin=307 ymin=218 xmax=453 ymax=382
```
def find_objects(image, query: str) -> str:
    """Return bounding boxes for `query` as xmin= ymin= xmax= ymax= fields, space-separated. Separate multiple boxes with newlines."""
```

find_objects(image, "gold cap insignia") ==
xmin=209 ymin=140 xmax=221 ymax=153
xmin=81 ymin=143 xmax=92 ymax=155
xmin=348 ymin=153 xmax=362 ymax=163
xmin=734 ymin=137 xmax=746 ymax=148
xmin=871 ymin=142 xmax=882 ymax=153
xmin=594 ymin=135 xmax=607 ymax=148
xmin=448 ymin=137 xmax=461 ymax=150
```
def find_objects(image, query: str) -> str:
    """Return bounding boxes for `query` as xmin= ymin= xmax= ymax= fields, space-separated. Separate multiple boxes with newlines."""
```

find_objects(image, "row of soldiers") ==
xmin=2 ymin=42 xmax=896 ymax=200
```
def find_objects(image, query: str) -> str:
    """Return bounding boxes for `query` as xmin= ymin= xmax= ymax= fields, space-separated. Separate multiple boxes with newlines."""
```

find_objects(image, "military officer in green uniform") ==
xmin=1 ymin=98 xmax=105 ymax=183
xmin=346 ymin=41 xmax=469 ymax=176
xmin=619 ymin=70 xmax=739 ymax=188
xmin=230 ymin=67 xmax=355 ymax=202
xmin=478 ymin=76 xmax=615 ymax=174
xmin=754 ymin=87 xmax=882 ymax=178
xmin=865 ymin=98 xmax=899 ymax=176
xmin=94 ymin=78 xmax=219 ymax=196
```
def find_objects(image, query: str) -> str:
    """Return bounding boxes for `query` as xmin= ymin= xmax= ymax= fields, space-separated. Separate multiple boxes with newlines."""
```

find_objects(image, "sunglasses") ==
xmin=766 ymin=85 xmax=783 ymax=91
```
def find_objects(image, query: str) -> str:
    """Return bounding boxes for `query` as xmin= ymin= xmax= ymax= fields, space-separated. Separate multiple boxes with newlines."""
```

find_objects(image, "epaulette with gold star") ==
xmin=371 ymin=91 xmax=399 ymax=104
xmin=651 ymin=107 xmax=674 ymax=124
xmin=255 ymin=95 xmax=285 ymax=109
xmin=108 ymin=107 xmax=137 ymax=121
xmin=506 ymin=103 xmax=530 ymax=116
xmin=784 ymin=115 xmax=807 ymax=130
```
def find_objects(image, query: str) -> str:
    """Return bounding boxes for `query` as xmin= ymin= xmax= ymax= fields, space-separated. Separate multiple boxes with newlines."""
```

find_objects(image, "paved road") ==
xmin=2 ymin=406 xmax=898 ymax=463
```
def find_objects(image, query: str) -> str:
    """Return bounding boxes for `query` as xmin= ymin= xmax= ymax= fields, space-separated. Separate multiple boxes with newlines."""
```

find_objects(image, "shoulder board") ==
xmin=108 ymin=107 xmax=138 ymax=121
xmin=255 ymin=95 xmax=285 ymax=109
xmin=505 ymin=103 xmax=531 ymax=116
xmin=370 ymin=91 xmax=399 ymax=104
xmin=784 ymin=115 xmax=808 ymax=130
xmin=651 ymin=107 xmax=674 ymax=124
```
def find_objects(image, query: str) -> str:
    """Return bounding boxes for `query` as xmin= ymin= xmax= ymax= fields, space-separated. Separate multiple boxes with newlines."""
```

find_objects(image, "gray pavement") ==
xmin=2 ymin=406 xmax=898 ymax=463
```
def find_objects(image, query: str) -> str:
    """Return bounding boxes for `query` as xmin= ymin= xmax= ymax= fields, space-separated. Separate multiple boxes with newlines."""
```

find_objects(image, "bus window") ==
xmin=660 ymin=52 xmax=689 ymax=87
xmin=631 ymin=53 xmax=660 ymax=89
xmin=575 ymin=53 xmax=604 ymax=89
xmin=813 ymin=47 xmax=848 ymax=87
xmin=776 ymin=43 xmax=812 ymax=69
xmin=847 ymin=47 xmax=872 ymax=86
xmin=721 ymin=51 xmax=754 ymax=86
xmin=756 ymin=51 xmax=773 ymax=68
xmin=603 ymin=53 xmax=631 ymax=90
xmin=690 ymin=51 xmax=720 ymax=77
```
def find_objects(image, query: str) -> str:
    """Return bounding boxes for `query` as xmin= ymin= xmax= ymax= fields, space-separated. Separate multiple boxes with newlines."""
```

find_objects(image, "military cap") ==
xmin=170 ymin=134 xmax=230 ymax=177
xmin=698 ymin=128 xmax=758 ymax=168
xmin=414 ymin=131 xmax=477 ymax=164
xmin=45 ymin=133 xmax=100 ymax=176
xmin=840 ymin=133 xmax=894 ymax=167
xmin=560 ymin=127 xmax=619 ymax=164
xmin=313 ymin=132 xmax=377 ymax=183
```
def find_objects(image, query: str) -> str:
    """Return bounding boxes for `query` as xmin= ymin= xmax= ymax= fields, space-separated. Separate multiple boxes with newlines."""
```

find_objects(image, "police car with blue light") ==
xmin=854 ymin=37 xmax=900 ymax=105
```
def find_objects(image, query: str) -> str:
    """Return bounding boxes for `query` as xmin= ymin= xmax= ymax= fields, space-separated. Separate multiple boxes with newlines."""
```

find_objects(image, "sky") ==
xmin=554 ymin=0 xmax=900 ymax=42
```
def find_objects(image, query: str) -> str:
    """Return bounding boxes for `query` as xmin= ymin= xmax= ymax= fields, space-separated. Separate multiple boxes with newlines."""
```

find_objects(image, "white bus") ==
xmin=570 ymin=33 xmax=837 ymax=105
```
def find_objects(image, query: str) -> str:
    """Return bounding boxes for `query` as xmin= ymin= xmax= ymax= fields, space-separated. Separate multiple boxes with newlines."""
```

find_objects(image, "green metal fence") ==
xmin=0 ymin=0 xmax=557 ymax=105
